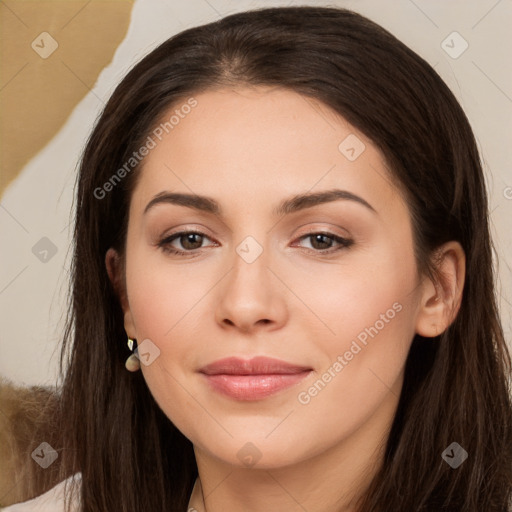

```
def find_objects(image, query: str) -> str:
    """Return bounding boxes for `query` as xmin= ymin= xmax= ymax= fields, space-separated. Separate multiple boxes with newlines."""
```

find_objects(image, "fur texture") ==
xmin=0 ymin=378 xmax=65 ymax=507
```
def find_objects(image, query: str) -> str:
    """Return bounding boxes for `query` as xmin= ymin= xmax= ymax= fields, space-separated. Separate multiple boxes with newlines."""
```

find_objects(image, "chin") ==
xmin=195 ymin=431 xmax=319 ymax=470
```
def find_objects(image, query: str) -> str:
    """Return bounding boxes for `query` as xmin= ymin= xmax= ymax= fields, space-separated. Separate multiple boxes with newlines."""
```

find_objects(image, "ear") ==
xmin=415 ymin=241 xmax=466 ymax=337
xmin=105 ymin=248 xmax=137 ymax=339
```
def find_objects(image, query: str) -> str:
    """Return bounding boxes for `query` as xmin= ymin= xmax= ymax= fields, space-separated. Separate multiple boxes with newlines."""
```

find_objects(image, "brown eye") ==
xmin=295 ymin=232 xmax=353 ymax=253
xmin=158 ymin=230 xmax=215 ymax=255
xmin=177 ymin=233 xmax=204 ymax=250
xmin=310 ymin=233 xmax=334 ymax=250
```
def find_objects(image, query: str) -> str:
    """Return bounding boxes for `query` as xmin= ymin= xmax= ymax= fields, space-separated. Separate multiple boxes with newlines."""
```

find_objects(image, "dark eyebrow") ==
xmin=144 ymin=192 xmax=220 ymax=216
xmin=273 ymin=189 xmax=377 ymax=217
xmin=143 ymin=189 xmax=377 ymax=217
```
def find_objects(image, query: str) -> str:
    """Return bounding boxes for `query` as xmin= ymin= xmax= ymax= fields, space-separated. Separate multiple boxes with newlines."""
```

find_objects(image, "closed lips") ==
xmin=199 ymin=356 xmax=312 ymax=375
xmin=198 ymin=357 xmax=313 ymax=400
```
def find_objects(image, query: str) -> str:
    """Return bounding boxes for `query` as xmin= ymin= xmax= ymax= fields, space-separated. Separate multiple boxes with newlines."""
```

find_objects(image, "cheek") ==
xmin=124 ymin=249 xmax=220 ymax=417
xmin=292 ymin=242 xmax=418 ymax=406
xmin=303 ymin=258 xmax=416 ymax=408
xmin=125 ymin=246 xmax=213 ymax=342
xmin=291 ymin=303 xmax=413 ymax=451
xmin=290 ymin=239 xmax=417 ymax=351
xmin=126 ymin=261 xmax=201 ymax=430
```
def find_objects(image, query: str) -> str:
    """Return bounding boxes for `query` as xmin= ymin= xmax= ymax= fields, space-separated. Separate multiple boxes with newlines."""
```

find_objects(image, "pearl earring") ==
xmin=125 ymin=337 xmax=140 ymax=372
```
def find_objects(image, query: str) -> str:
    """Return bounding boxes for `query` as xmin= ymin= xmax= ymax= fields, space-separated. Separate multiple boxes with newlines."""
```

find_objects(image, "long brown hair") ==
xmin=52 ymin=6 xmax=512 ymax=511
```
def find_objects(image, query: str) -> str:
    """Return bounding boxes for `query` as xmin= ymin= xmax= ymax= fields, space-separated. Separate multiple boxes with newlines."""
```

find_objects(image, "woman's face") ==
xmin=115 ymin=86 xmax=427 ymax=469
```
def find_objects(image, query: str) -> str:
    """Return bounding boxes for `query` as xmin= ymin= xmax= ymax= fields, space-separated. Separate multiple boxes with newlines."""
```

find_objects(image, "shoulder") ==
xmin=1 ymin=473 xmax=81 ymax=512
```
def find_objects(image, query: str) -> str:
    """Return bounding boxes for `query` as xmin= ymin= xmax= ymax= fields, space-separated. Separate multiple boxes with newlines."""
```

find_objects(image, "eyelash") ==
xmin=157 ymin=230 xmax=354 ymax=257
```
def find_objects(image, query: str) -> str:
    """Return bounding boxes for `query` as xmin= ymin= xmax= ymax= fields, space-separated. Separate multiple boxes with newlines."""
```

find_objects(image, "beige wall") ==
xmin=0 ymin=0 xmax=134 ymax=196
xmin=0 ymin=0 xmax=511 ymax=386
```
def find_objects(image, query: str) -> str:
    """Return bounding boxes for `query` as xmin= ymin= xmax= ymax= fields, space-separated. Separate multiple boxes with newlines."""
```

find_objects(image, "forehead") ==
xmin=129 ymin=86 xmax=405 ymax=219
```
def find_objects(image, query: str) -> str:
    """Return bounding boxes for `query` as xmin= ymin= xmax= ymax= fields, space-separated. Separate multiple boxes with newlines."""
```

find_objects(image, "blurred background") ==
xmin=1 ymin=0 xmax=511 ymax=387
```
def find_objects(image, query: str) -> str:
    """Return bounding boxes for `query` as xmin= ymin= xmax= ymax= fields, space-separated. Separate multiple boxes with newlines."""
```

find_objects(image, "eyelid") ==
xmin=158 ymin=229 xmax=217 ymax=253
xmin=291 ymin=231 xmax=353 ymax=252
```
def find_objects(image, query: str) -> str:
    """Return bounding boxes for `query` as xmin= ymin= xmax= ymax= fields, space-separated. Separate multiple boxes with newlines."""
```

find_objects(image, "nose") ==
xmin=214 ymin=246 xmax=288 ymax=334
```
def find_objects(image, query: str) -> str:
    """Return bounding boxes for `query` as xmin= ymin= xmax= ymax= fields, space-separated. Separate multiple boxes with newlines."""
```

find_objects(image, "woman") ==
xmin=4 ymin=5 xmax=511 ymax=512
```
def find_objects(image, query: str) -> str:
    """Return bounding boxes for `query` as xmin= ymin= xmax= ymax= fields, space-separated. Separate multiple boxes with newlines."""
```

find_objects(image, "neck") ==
xmin=192 ymin=387 xmax=399 ymax=512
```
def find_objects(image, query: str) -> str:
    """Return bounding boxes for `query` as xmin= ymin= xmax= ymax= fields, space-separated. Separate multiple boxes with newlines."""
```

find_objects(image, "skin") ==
xmin=106 ymin=86 xmax=465 ymax=512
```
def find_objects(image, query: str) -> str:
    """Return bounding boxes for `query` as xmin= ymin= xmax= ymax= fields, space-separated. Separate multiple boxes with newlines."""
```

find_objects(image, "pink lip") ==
xmin=199 ymin=356 xmax=313 ymax=400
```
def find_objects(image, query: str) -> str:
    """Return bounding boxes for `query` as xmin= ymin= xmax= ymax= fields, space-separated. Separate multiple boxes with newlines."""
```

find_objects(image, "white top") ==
xmin=1 ymin=473 xmax=203 ymax=511
xmin=1 ymin=474 xmax=81 ymax=512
